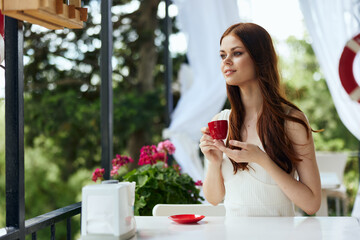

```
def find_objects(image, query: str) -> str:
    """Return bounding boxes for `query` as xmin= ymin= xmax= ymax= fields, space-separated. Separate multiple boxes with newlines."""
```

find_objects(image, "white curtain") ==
xmin=298 ymin=0 xmax=360 ymax=140
xmin=298 ymin=0 xmax=360 ymax=218
xmin=164 ymin=0 xmax=240 ymax=181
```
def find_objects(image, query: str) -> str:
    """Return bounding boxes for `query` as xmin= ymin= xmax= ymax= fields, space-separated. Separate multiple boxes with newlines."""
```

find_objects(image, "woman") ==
xmin=199 ymin=23 xmax=321 ymax=216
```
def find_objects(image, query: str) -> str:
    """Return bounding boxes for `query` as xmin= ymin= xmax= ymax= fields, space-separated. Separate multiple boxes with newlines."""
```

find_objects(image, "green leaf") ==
xmin=137 ymin=175 xmax=149 ymax=187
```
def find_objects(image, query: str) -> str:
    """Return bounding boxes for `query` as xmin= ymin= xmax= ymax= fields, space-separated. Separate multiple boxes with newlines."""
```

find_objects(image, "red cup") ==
xmin=208 ymin=120 xmax=228 ymax=140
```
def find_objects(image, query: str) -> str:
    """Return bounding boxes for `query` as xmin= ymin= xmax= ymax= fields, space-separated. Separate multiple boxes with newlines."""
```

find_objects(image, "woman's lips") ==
xmin=224 ymin=69 xmax=236 ymax=76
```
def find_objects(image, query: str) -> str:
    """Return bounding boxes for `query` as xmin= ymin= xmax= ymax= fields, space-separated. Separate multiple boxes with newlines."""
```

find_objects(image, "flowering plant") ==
xmin=92 ymin=140 xmax=204 ymax=216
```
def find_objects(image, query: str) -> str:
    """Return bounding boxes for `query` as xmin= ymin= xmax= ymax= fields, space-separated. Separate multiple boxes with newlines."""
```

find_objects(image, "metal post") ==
xmin=5 ymin=17 xmax=25 ymax=239
xmin=66 ymin=218 xmax=71 ymax=240
xmin=164 ymin=0 xmax=173 ymax=127
xmin=100 ymin=0 xmax=113 ymax=180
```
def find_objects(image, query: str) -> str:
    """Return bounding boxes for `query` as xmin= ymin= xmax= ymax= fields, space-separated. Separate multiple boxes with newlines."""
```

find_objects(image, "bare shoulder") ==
xmin=285 ymin=109 xmax=311 ymax=143
xmin=287 ymin=108 xmax=309 ymax=124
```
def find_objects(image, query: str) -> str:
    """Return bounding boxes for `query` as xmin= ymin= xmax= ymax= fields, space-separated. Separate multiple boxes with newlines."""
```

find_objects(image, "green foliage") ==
xmin=25 ymin=90 xmax=102 ymax=179
xmin=344 ymin=154 xmax=360 ymax=214
xmin=0 ymin=102 xmax=93 ymax=238
xmin=116 ymin=162 xmax=204 ymax=216
xmin=113 ymin=89 xmax=164 ymax=152
xmin=23 ymin=146 xmax=88 ymax=239
xmin=22 ymin=0 xmax=184 ymax=169
xmin=23 ymin=0 xmax=103 ymax=179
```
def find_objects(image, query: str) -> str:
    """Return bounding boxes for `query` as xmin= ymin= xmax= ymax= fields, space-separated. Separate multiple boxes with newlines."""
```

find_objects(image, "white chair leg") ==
xmin=335 ymin=198 xmax=341 ymax=216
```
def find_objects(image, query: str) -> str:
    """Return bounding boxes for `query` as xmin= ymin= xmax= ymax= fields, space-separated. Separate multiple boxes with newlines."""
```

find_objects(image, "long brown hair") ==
xmin=221 ymin=23 xmax=312 ymax=174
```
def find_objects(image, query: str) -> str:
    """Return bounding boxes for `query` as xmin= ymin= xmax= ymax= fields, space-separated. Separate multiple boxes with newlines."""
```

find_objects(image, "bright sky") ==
xmin=169 ymin=0 xmax=304 ymax=53
xmin=248 ymin=0 xmax=305 ymax=40
xmin=0 ymin=0 xmax=305 ymax=99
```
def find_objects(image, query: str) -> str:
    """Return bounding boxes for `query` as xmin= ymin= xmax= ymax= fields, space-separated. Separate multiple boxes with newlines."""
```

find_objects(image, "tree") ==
xmin=23 ymin=0 xmax=184 ymax=176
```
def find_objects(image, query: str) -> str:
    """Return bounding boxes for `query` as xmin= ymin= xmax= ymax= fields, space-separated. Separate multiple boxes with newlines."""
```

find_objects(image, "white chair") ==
xmin=152 ymin=203 xmax=226 ymax=216
xmin=316 ymin=152 xmax=348 ymax=215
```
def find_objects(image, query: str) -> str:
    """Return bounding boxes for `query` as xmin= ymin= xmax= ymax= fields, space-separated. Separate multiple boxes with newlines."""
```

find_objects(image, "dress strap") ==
xmin=218 ymin=109 xmax=231 ymax=121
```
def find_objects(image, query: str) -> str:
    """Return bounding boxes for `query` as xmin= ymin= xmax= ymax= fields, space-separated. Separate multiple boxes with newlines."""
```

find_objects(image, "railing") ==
xmin=0 ymin=202 xmax=81 ymax=240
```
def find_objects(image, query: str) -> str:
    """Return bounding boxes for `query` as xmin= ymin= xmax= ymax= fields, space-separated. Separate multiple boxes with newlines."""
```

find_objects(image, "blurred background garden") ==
xmin=0 ymin=0 xmax=359 ymax=239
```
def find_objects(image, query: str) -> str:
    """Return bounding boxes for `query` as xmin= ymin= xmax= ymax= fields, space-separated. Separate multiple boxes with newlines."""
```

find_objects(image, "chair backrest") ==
xmin=316 ymin=152 xmax=348 ymax=181
xmin=152 ymin=204 xmax=226 ymax=216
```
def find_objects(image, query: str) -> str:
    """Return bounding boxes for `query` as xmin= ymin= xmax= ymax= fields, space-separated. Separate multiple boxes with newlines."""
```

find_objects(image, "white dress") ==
xmin=218 ymin=109 xmax=295 ymax=217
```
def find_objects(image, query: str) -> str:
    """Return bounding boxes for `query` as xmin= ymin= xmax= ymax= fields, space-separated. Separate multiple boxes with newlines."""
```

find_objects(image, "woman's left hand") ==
xmin=213 ymin=139 xmax=270 ymax=165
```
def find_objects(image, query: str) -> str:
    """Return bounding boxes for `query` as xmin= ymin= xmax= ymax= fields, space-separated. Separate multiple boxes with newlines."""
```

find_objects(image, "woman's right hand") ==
xmin=199 ymin=127 xmax=223 ymax=165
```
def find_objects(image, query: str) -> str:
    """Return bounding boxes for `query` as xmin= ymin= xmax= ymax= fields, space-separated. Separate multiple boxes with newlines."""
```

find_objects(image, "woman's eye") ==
xmin=220 ymin=54 xmax=227 ymax=59
xmin=233 ymin=52 xmax=243 ymax=56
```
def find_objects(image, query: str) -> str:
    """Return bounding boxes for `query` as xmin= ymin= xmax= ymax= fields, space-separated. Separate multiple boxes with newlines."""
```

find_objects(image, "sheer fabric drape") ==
xmin=164 ymin=0 xmax=240 ymax=180
xmin=299 ymin=0 xmax=360 ymax=140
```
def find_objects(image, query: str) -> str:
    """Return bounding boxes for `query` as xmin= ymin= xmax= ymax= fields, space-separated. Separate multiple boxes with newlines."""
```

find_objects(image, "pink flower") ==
xmin=110 ymin=165 xmax=120 ymax=177
xmin=157 ymin=140 xmax=176 ymax=155
xmin=112 ymin=154 xmax=133 ymax=168
xmin=195 ymin=180 xmax=203 ymax=186
xmin=138 ymin=145 xmax=158 ymax=165
xmin=92 ymin=168 xmax=105 ymax=182
xmin=153 ymin=152 xmax=166 ymax=162
xmin=138 ymin=156 xmax=151 ymax=165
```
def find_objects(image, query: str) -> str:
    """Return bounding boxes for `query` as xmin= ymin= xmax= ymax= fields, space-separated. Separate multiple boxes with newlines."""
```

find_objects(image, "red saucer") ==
xmin=168 ymin=214 xmax=205 ymax=224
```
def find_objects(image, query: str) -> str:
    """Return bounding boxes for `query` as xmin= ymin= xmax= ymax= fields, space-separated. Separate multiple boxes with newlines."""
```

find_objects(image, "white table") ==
xmin=131 ymin=216 xmax=360 ymax=240
xmin=317 ymin=172 xmax=341 ymax=216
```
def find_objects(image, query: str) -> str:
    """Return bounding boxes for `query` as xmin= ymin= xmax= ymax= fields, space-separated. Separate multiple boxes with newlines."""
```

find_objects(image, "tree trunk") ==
xmin=127 ymin=130 xmax=147 ymax=170
xmin=126 ymin=0 xmax=160 ymax=169
xmin=135 ymin=0 xmax=159 ymax=93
